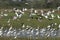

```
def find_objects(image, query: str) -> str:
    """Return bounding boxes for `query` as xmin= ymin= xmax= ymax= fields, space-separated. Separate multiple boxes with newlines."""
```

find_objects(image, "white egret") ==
xmin=57 ymin=15 xmax=60 ymax=19
xmin=4 ymin=14 xmax=8 ymax=16
xmin=57 ymin=6 xmax=60 ymax=10
xmin=51 ymin=14 xmax=55 ymax=18
xmin=22 ymin=24 xmax=25 ymax=28
xmin=58 ymin=24 xmax=60 ymax=28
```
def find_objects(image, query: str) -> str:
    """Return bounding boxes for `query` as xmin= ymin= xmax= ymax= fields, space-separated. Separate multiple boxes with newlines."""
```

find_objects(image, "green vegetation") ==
xmin=0 ymin=0 xmax=60 ymax=8
xmin=0 ymin=10 xmax=60 ymax=29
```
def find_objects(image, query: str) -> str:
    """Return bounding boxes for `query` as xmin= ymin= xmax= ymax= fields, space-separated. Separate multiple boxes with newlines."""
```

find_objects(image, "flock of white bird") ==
xmin=0 ymin=6 xmax=60 ymax=39
xmin=0 ymin=24 xmax=60 ymax=39
xmin=0 ymin=6 xmax=60 ymax=20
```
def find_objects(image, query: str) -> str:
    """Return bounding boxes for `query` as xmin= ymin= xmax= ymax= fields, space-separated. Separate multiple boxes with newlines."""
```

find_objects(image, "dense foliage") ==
xmin=0 ymin=0 xmax=60 ymax=8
